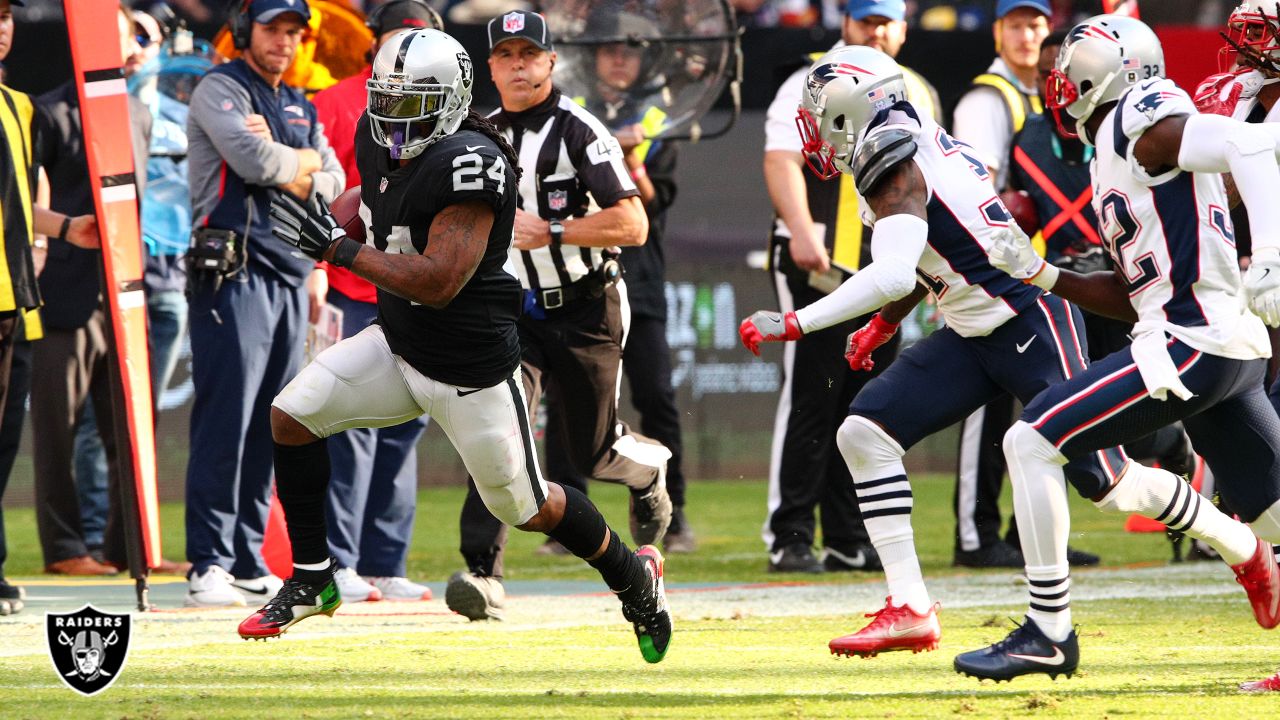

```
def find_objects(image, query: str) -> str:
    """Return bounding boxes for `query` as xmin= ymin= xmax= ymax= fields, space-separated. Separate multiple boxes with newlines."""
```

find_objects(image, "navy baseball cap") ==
xmin=488 ymin=9 xmax=553 ymax=52
xmin=845 ymin=0 xmax=905 ymax=21
xmin=996 ymin=0 xmax=1051 ymax=18
xmin=250 ymin=0 xmax=310 ymax=24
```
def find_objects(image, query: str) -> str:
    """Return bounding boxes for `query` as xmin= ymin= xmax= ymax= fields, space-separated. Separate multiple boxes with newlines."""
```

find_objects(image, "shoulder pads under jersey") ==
xmin=852 ymin=128 xmax=918 ymax=197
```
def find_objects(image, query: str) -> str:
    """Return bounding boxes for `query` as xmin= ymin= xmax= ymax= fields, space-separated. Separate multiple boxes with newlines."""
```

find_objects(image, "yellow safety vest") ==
xmin=971 ymin=72 xmax=1043 ymax=135
xmin=971 ymin=73 xmax=1048 ymax=255
xmin=570 ymin=97 xmax=669 ymax=166
xmin=0 ymin=84 xmax=43 ymax=339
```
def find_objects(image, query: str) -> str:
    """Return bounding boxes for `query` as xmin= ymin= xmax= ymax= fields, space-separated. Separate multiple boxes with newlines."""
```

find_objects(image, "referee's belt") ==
xmin=530 ymin=273 xmax=607 ymax=311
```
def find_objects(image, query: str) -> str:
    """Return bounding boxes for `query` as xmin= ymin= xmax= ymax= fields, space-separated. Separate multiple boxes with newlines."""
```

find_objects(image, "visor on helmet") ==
xmin=367 ymin=78 xmax=448 ymax=160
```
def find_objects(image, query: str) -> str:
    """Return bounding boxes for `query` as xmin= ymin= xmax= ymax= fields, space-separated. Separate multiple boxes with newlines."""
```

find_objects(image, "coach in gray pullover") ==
xmin=182 ymin=0 xmax=344 ymax=609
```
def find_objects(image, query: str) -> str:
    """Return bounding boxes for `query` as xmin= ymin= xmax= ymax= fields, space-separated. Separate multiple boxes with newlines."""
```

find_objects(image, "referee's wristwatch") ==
xmin=548 ymin=219 xmax=564 ymax=247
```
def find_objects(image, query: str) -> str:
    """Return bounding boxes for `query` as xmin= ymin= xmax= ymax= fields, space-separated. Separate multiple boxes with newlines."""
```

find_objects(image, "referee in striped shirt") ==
xmin=447 ymin=9 xmax=673 ymax=621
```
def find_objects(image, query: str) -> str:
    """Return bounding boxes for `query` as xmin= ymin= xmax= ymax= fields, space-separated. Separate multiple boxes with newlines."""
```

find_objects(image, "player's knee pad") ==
xmin=1003 ymin=421 xmax=1066 ymax=466
xmin=476 ymin=484 xmax=539 ymax=527
xmin=272 ymin=362 xmax=342 ymax=440
xmin=836 ymin=414 xmax=906 ymax=479
xmin=472 ymin=468 xmax=541 ymax=527
xmin=1247 ymin=498 xmax=1280 ymax=543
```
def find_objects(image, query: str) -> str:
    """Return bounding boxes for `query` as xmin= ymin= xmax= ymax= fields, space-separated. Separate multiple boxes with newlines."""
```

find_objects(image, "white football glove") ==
xmin=1245 ymin=249 xmax=1280 ymax=327
xmin=987 ymin=226 xmax=1044 ymax=278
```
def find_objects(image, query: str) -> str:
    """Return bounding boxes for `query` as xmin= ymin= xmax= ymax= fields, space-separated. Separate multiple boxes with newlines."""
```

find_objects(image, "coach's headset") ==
xmin=366 ymin=0 xmax=443 ymax=34
xmin=363 ymin=0 xmax=444 ymax=62
xmin=227 ymin=0 xmax=253 ymax=50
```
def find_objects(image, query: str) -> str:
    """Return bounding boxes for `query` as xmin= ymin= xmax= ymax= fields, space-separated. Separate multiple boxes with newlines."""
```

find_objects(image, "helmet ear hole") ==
xmin=833 ymin=114 xmax=846 ymax=130
xmin=1079 ymin=79 xmax=1094 ymax=95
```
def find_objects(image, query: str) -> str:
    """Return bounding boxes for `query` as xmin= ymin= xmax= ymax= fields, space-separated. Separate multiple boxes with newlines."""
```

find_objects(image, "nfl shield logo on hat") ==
xmin=503 ymin=11 xmax=524 ymax=33
xmin=549 ymin=190 xmax=568 ymax=211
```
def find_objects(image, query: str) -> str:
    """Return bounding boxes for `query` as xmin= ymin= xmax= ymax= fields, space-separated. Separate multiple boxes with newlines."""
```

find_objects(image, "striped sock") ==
xmin=1094 ymin=463 xmax=1256 ymax=565
xmin=1026 ymin=571 xmax=1072 ymax=642
xmin=855 ymin=474 xmax=929 ymax=613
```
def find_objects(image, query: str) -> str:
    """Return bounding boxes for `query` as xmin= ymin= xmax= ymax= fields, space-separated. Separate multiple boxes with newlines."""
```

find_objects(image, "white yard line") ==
xmin=0 ymin=563 xmax=1240 ymax=659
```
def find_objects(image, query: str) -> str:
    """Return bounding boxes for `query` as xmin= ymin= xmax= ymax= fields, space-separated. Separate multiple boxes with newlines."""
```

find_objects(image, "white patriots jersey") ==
xmin=856 ymin=104 xmax=1041 ymax=337
xmin=1093 ymin=77 xmax=1270 ymax=360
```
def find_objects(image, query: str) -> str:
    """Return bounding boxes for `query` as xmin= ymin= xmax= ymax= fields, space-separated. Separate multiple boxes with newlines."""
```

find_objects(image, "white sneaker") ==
xmin=364 ymin=576 xmax=432 ymax=601
xmin=232 ymin=574 xmax=284 ymax=601
xmin=185 ymin=566 xmax=248 ymax=608
xmin=334 ymin=567 xmax=383 ymax=602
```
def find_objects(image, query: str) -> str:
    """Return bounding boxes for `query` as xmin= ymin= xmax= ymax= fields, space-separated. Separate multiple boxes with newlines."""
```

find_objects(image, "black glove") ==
xmin=269 ymin=192 xmax=361 ymax=268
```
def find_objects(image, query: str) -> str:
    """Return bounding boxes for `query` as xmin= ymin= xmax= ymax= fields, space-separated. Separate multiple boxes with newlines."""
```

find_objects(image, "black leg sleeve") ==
xmin=548 ymin=484 xmax=646 ymax=601
xmin=273 ymin=439 xmax=332 ymax=566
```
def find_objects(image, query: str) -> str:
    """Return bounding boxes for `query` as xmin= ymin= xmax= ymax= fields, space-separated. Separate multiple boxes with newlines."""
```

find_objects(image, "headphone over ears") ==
xmin=365 ymin=0 xmax=443 ymax=34
xmin=228 ymin=0 xmax=254 ymax=50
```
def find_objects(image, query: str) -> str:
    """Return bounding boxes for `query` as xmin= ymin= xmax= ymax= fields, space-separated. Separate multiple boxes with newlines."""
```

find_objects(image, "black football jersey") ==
xmin=354 ymin=117 xmax=522 ymax=388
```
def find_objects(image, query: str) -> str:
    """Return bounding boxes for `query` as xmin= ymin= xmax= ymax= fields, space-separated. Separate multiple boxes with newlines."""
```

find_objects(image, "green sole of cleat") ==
xmin=638 ymin=634 xmax=668 ymax=664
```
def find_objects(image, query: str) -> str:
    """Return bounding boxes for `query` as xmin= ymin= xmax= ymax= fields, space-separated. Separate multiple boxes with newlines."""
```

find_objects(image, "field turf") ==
xmin=1 ymin=476 xmax=1276 ymax=718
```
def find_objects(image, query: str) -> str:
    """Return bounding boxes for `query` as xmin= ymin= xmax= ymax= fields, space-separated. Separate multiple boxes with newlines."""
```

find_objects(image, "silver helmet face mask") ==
xmin=796 ymin=46 xmax=907 ymax=180
xmin=367 ymin=28 xmax=474 ymax=160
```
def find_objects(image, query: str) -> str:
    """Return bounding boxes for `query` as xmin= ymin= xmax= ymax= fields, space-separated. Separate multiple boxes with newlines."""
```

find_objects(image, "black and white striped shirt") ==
xmin=488 ymin=89 xmax=638 ymax=291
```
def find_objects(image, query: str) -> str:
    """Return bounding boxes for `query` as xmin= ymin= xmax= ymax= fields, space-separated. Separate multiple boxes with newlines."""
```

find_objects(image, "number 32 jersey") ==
xmin=1092 ymin=77 xmax=1269 ymax=360
xmin=354 ymin=117 xmax=523 ymax=388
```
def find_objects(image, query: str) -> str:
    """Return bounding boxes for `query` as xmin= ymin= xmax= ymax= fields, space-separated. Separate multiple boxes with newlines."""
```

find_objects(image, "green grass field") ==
xmin=1 ymin=476 xmax=1277 ymax=719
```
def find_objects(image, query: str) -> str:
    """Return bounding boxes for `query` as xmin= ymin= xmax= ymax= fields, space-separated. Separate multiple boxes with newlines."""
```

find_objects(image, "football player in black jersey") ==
xmin=240 ymin=29 xmax=671 ymax=664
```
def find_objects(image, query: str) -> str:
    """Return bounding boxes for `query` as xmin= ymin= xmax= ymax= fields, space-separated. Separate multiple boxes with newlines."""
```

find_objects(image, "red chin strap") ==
xmin=795 ymin=106 xmax=840 ymax=180
xmin=1045 ymin=69 xmax=1081 ymax=140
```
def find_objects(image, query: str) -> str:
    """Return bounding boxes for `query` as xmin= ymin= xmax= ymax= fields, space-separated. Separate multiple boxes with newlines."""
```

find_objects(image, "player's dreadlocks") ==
xmin=459 ymin=110 xmax=522 ymax=182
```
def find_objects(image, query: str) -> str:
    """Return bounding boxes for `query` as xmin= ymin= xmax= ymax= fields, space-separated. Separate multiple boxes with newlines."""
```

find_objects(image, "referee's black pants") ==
xmin=458 ymin=284 xmax=666 ymax=578
xmin=543 ymin=313 xmax=687 ymax=509
xmin=765 ymin=245 xmax=898 ymax=557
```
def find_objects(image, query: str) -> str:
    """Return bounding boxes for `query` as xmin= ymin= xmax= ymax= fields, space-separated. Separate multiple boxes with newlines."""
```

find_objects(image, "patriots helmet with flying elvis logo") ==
xmin=1047 ymin=14 xmax=1165 ymax=143
xmin=796 ymin=45 xmax=907 ymax=180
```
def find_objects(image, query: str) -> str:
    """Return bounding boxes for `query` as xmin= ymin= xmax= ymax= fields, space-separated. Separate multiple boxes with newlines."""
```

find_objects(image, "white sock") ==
xmin=1095 ymin=463 xmax=1256 ymax=565
xmin=1026 ymin=570 xmax=1072 ymax=642
xmin=879 ymin=538 xmax=931 ymax=614
xmin=1003 ymin=422 xmax=1073 ymax=640
xmin=855 ymin=475 xmax=931 ymax=614
xmin=294 ymin=560 xmax=330 ymax=572
xmin=837 ymin=416 xmax=931 ymax=615
xmin=1247 ymin=499 xmax=1280 ymax=564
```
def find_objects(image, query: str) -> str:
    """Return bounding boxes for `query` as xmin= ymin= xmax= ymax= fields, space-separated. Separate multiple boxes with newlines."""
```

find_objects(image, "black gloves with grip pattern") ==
xmin=269 ymin=192 xmax=362 ymax=269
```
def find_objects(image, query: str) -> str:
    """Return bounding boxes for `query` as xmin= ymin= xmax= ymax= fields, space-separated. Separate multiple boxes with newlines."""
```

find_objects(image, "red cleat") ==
xmin=829 ymin=598 xmax=941 ymax=658
xmin=1231 ymin=537 xmax=1280 ymax=629
xmin=1240 ymin=671 xmax=1280 ymax=692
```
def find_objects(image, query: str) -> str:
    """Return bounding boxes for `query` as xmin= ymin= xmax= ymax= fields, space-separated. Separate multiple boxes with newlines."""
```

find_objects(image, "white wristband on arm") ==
xmin=1028 ymin=262 xmax=1059 ymax=291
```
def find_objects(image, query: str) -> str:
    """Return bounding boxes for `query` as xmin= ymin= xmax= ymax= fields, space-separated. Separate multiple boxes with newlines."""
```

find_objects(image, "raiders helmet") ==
xmin=1047 ymin=15 xmax=1165 ymax=142
xmin=367 ymin=29 xmax=474 ymax=160
xmin=796 ymin=45 xmax=907 ymax=180
xmin=1221 ymin=1 xmax=1280 ymax=75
